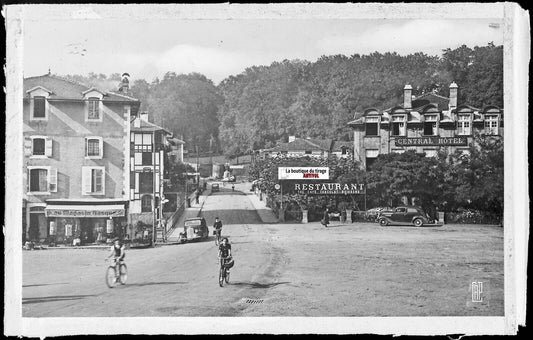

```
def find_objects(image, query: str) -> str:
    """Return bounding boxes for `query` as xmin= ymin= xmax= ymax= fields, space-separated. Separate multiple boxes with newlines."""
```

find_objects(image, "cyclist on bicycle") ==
xmin=213 ymin=217 xmax=223 ymax=240
xmin=107 ymin=238 xmax=125 ymax=268
xmin=218 ymin=237 xmax=232 ymax=274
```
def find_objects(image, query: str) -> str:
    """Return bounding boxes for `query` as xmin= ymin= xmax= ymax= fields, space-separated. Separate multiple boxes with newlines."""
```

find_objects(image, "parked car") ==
xmin=212 ymin=183 xmax=219 ymax=192
xmin=377 ymin=206 xmax=431 ymax=227
xmin=365 ymin=207 xmax=392 ymax=221
xmin=179 ymin=217 xmax=209 ymax=243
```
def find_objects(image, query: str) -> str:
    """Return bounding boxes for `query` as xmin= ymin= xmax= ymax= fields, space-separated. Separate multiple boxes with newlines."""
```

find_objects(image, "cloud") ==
xmin=316 ymin=20 xmax=503 ymax=56
xmin=122 ymin=44 xmax=269 ymax=83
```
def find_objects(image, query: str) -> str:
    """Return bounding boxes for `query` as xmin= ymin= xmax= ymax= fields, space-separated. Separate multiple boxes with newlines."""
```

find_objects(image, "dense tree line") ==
xmin=61 ymin=43 xmax=502 ymax=156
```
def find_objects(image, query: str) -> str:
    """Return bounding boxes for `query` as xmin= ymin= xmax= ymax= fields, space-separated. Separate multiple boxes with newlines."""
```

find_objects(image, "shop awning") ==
xmin=45 ymin=204 xmax=125 ymax=218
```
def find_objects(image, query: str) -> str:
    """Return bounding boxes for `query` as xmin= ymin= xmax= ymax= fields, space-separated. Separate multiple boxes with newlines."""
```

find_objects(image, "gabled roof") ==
xmin=264 ymin=137 xmax=331 ymax=153
xmin=131 ymin=118 xmax=172 ymax=135
xmin=411 ymin=92 xmax=450 ymax=111
xmin=23 ymin=74 xmax=140 ymax=103
xmin=331 ymin=141 xmax=353 ymax=152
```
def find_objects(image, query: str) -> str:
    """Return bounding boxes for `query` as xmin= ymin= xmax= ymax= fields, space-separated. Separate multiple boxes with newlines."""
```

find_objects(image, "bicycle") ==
xmin=218 ymin=256 xmax=232 ymax=287
xmin=105 ymin=258 xmax=128 ymax=288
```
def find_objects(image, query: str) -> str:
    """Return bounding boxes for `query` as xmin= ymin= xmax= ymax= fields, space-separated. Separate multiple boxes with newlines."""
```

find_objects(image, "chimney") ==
xmin=134 ymin=116 xmax=141 ymax=128
xmin=449 ymin=82 xmax=458 ymax=111
xmin=288 ymin=136 xmax=296 ymax=143
xmin=120 ymin=72 xmax=130 ymax=93
xmin=140 ymin=112 xmax=149 ymax=122
xmin=403 ymin=84 xmax=412 ymax=109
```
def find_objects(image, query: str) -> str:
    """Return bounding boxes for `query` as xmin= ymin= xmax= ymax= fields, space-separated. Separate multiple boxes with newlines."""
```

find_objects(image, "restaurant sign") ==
xmin=293 ymin=182 xmax=365 ymax=195
xmin=278 ymin=167 xmax=329 ymax=180
xmin=46 ymin=208 xmax=125 ymax=218
xmin=395 ymin=137 xmax=467 ymax=147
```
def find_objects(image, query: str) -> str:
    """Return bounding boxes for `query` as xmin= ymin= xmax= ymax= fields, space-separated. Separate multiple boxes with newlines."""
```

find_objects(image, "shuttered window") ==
xmin=82 ymin=166 xmax=105 ymax=195
xmin=28 ymin=167 xmax=57 ymax=193
xmin=32 ymin=138 xmax=45 ymax=155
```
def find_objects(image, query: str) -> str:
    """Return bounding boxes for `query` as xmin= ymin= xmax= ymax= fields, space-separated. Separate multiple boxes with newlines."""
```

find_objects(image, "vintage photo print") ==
xmin=3 ymin=3 xmax=529 ymax=336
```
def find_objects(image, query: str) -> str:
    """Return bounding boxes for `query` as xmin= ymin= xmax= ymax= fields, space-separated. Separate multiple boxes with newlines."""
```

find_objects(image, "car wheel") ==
xmin=379 ymin=218 xmax=388 ymax=227
xmin=413 ymin=218 xmax=423 ymax=227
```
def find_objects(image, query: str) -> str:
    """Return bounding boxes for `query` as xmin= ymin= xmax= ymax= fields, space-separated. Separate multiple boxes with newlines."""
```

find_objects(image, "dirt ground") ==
xmin=23 ymin=185 xmax=503 ymax=317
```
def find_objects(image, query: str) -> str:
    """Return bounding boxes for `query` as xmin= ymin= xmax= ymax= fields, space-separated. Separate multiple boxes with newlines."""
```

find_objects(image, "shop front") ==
xmin=45 ymin=200 xmax=128 ymax=245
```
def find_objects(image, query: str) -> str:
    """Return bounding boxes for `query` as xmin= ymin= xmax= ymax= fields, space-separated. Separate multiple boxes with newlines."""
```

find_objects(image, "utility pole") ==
xmin=196 ymin=145 xmax=199 ymax=190
xmin=152 ymin=130 xmax=156 ymax=247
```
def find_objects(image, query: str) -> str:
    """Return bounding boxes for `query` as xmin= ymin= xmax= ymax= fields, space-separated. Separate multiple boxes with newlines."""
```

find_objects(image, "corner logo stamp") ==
xmin=471 ymin=281 xmax=483 ymax=302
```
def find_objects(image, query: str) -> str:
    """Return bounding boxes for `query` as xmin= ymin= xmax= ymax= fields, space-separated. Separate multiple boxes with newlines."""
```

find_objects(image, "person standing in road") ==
xmin=322 ymin=207 xmax=330 ymax=228
xmin=195 ymin=189 xmax=200 ymax=204
xmin=213 ymin=217 xmax=223 ymax=241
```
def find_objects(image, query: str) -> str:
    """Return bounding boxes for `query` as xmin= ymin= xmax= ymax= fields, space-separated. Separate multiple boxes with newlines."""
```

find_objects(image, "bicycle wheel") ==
xmin=119 ymin=264 xmax=128 ymax=285
xmin=106 ymin=266 xmax=117 ymax=288
xmin=219 ymin=267 xmax=225 ymax=287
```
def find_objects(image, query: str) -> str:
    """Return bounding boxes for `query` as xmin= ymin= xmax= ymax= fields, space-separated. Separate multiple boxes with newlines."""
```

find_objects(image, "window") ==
xmin=365 ymin=149 xmax=379 ymax=171
xmin=87 ymin=97 xmax=100 ymax=120
xmin=457 ymin=115 xmax=471 ymax=135
xmin=395 ymin=207 xmax=407 ymax=213
xmin=85 ymin=137 xmax=103 ymax=158
xmin=142 ymin=152 xmax=152 ymax=165
xmin=82 ymin=166 xmax=105 ymax=195
xmin=423 ymin=115 xmax=438 ymax=136
xmin=141 ymin=195 xmax=152 ymax=212
xmin=341 ymin=147 xmax=348 ymax=155
xmin=33 ymin=96 xmax=46 ymax=119
xmin=391 ymin=116 xmax=406 ymax=136
xmin=365 ymin=116 xmax=379 ymax=136
xmin=139 ymin=172 xmax=154 ymax=194
xmin=130 ymin=171 xmax=135 ymax=189
xmin=485 ymin=115 xmax=499 ymax=135
xmin=28 ymin=167 xmax=57 ymax=193
xmin=32 ymin=138 xmax=45 ymax=155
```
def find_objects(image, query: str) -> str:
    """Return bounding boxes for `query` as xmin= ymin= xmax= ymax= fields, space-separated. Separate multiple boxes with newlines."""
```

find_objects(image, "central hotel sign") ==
xmin=395 ymin=137 xmax=468 ymax=146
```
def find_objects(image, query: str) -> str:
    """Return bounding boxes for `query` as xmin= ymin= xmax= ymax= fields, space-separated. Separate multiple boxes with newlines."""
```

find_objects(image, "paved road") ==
xmin=23 ymin=186 xmax=286 ymax=317
xmin=23 ymin=184 xmax=504 ymax=317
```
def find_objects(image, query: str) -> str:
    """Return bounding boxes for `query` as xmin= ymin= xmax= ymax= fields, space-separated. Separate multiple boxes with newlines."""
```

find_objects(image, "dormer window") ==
xmin=391 ymin=115 xmax=406 ymax=136
xmin=484 ymin=115 xmax=499 ymax=135
xmin=88 ymin=97 xmax=100 ymax=120
xmin=33 ymin=96 xmax=46 ymax=119
xmin=423 ymin=115 xmax=438 ymax=136
xmin=365 ymin=116 xmax=380 ymax=136
xmin=457 ymin=114 xmax=471 ymax=135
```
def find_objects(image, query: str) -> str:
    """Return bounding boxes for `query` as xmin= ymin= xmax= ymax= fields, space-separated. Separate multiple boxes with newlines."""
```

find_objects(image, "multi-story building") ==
xmin=347 ymin=83 xmax=503 ymax=170
xmin=22 ymin=73 xmax=140 ymax=244
xmin=260 ymin=136 xmax=353 ymax=159
xmin=128 ymin=113 xmax=172 ymax=234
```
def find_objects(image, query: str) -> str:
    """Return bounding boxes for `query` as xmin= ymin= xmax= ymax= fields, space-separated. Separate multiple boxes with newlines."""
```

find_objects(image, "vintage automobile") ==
xmin=179 ymin=217 xmax=209 ymax=243
xmin=212 ymin=183 xmax=220 ymax=192
xmin=365 ymin=207 xmax=393 ymax=222
xmin=377 ymin=206 xmax=432 ymax=227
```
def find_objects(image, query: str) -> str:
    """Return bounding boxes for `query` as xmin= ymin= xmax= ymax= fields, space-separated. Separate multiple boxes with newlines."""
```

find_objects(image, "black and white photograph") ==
xmin=3 ymin=3 xmax=529 ymax=336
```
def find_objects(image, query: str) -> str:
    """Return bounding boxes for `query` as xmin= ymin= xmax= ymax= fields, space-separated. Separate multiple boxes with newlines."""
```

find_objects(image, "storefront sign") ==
xmin=46 ymin=208 xmax=125 ymax=218
xmin=293 ymin=182 xmax=365 ymax=195
xmin=278 ymin=167 xmax=329 ymax=180
xmin=395 ymin=137 xmax=468 ymax=146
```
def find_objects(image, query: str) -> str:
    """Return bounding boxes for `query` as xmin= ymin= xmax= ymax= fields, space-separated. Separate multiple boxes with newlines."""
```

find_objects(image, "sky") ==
xmin=23 ymin=16 xmax=503 ymax=85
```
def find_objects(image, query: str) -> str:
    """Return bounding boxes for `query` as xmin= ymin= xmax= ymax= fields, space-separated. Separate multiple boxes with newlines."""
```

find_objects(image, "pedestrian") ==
xmin=195 ymin=189 xmax=200 ymax=204
xmin=231 ymin=184 xmax=235 ymax=191
xmin=321 ymin=207 xmax=330 ymax=228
